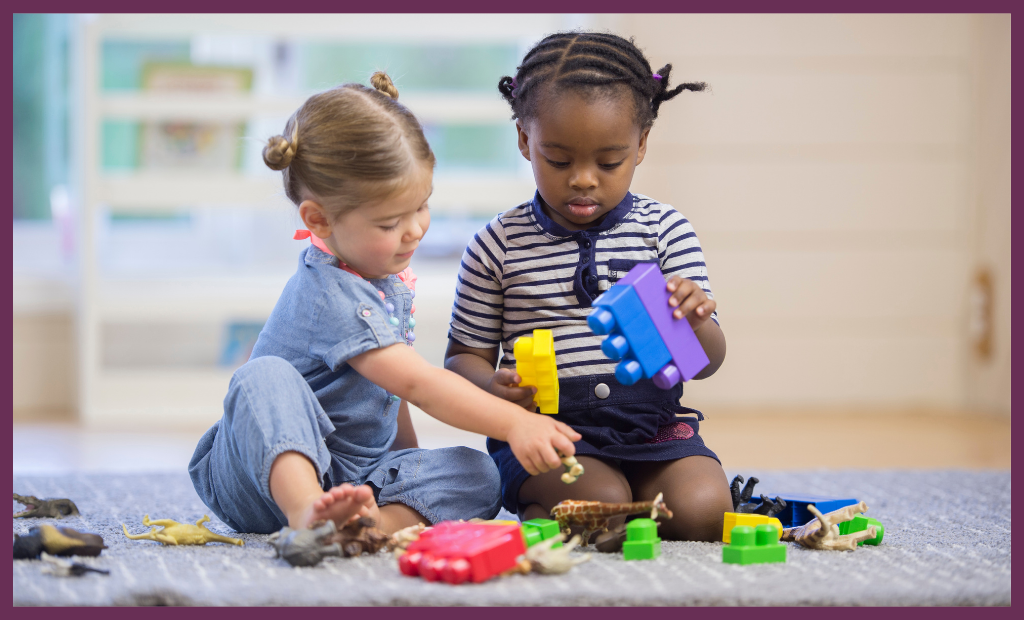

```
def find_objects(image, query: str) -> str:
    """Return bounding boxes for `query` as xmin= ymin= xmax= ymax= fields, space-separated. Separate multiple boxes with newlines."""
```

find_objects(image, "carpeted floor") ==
xmin=12 ymin=469 xmax=1010 ymax=606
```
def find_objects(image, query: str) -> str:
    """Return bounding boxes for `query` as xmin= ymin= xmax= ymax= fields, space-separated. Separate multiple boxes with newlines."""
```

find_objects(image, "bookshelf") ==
xmin=74 ymin=14 xmax=567 ymax=427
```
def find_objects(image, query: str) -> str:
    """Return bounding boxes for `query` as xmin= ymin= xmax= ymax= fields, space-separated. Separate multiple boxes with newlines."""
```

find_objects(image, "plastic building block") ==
xmin=514 ymin=329 xmax=560 ymax=413
xmin=722 ymin=512 xmax=784 ymax=543
xmin=837 ymin=515 xmax=884 ymax=546
xmin=398 ymin=521 xmax=525 ymax=584
xmin=622 ymin=518 xmax=662 ymax=560
xmin=722 ymin=524 xmax=786 ymax=565
xmin=588 ymin=284 xmax=672 ymax=384
xmin=588 ymin=264 xmax=709 ymax=388
xmin=618 ymin=263 xmax=710 ymax=385
xmin=521 ymin=518 xmax=562 ymax=549
xmin=768 ymin=494 xmax=860 ymax=528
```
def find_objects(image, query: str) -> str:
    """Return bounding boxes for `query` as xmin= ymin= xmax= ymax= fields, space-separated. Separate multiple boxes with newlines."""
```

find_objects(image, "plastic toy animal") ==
xmin=39 ymin=552 xmax=110 ymax=577
xmin=121 ymin=515 xmax=244 ymax=546
xmin=387 ymin=522 xmax=427 ymax=558
xmin=270 ymin=517 xmax=389 ymax=567
xmin=560 ymin=454 xmax=584 ymax=484
xmin=780 ymin=501 xmax=877 ymax=551
xmin=506 ymin=533 xmax=591 ymax=575
xmin=13 ymin=524 xmax=106 ymax=559
xmin=270 ymin=520 xmax=343 ymax=567
xmin=13 ymin=493 xmax=80 ymax=519
xmin=550 ymin=492 xmax=674 ymax=547
xmin=730 ymin=475 xmax=786 ymax=517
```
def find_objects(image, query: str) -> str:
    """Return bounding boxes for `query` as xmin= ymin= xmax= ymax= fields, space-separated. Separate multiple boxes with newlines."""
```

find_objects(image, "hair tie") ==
xmin=510 ymin=77 xmax=519 ymax=98
xmin=652 ymin=73 xmax=663 ymax=81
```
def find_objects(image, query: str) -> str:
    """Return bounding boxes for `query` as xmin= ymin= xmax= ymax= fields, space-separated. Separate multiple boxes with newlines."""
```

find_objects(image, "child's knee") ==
xmin=443 ymin=447 xmax=502 ymax=517
xmin=667 ymin=485 xmax=732 ymax=542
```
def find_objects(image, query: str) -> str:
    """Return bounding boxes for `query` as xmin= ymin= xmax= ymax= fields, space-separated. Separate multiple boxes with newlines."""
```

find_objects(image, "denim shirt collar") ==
xmin=530 ymin=190 xmax=635 ymax=238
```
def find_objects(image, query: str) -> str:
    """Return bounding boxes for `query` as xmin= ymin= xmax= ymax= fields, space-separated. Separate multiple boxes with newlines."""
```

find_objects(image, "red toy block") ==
xmin=398 ymin=521 xmax=525 ymax=584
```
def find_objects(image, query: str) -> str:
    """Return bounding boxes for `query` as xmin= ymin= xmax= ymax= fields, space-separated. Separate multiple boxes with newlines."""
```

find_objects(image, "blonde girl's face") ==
xmin=329 ymin=162 xmax=433 ymax=279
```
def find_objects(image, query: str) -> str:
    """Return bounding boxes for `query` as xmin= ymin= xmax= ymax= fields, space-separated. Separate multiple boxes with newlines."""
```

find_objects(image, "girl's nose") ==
xmin=570 ymin=166 xmax=598 ymax=190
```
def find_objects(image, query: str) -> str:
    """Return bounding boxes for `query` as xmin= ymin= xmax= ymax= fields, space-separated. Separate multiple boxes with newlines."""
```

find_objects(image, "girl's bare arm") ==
xmin=347 ymin=343 xmax=579 ymax=475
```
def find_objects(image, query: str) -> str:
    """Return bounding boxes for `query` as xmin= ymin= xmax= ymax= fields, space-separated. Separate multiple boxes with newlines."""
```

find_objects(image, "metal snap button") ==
xmin=595 ymin=383 xmax=610 ymax=399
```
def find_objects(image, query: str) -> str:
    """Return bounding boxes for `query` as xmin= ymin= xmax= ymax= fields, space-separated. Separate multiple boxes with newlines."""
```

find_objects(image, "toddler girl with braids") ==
xmin=446 ymin=33 xmax=733 ymax=542
xmin=190 ymin=72 xmax=580 ymax=535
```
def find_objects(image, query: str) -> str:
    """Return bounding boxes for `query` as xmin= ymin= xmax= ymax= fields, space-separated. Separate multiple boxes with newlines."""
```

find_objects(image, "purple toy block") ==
xmin=619 ymin=263 xmax=710 ymax=384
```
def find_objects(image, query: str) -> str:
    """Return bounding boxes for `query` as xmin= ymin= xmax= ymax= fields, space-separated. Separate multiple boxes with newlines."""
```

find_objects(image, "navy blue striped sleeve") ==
xmin=449 ymin=214 xmax=506 ymax=348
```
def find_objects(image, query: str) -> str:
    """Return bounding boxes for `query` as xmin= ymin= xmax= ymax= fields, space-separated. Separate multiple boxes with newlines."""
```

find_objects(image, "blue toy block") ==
xmin=590 ymin=284 xmax=672 ymax=383
xmin=767 ymin=494 xmax=860 ymax=528
xmin=619 ymin=263 xmax=710 ymax=384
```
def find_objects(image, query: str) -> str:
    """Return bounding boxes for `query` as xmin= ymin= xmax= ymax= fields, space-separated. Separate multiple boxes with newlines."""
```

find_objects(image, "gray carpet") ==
xmin=12 ymin=469 xmax=1010 ymax=606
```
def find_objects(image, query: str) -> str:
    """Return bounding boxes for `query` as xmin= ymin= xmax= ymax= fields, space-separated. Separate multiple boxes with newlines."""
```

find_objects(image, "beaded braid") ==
xmin=498 ymin=31 xmax=706 ymax=128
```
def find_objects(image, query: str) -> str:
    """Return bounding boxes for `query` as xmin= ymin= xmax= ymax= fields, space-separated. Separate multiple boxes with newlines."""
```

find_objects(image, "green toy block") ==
xmin=837 ymin=515 xmax=884 ymax=546
xmin=722 ymin=524 xmax=786 ymax=565
xmin=521 ymin=518 xmax=562 ymax=548
xmin=623 ymin=518 xmax=661 ymax=560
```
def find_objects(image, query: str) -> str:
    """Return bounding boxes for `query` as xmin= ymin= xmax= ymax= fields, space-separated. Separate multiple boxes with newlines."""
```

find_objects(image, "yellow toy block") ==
xmin=722 ymin=512 xmax=783 ymax=543
xmin=514 ymin=329 xmax=560 ymax=414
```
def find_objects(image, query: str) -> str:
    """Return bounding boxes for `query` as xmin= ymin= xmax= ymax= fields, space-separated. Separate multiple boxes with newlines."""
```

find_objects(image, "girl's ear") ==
xmin=298 ymin=200 xmax=333 ymax=239
xmin=515 ymin=120 xmax=532 ymax=161
xmin=635 ymin=127 xmax=652 ymax=166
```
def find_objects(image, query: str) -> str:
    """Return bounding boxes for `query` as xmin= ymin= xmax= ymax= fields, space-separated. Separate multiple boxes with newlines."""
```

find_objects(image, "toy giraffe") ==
xmin=550 ymin=492 xmax=673 ymax=547
xmin=122 ymin=515 xmax=245 ymax=546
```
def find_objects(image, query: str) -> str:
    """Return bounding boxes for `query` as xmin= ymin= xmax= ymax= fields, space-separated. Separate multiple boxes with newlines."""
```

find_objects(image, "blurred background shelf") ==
xmin=73 ymin=13 xmax=560 ymax=426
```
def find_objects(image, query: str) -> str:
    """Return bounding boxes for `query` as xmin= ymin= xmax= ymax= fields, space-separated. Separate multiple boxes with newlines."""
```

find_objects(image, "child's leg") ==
xmin=518 ymin=456 xmax=632 ymax=541
xmin=268 ymin=451 xmax=375 ymax=530
xmin=368 ymin=446 xmax=502 ymax=533
xmin=189 ymin=355 xmax=375 ymax=533
xmin=621 ymin=455 xmax=733 ymax=541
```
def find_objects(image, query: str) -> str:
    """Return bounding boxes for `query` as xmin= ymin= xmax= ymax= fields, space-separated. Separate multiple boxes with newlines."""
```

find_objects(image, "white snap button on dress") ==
xmin=595 ymin=383 xmax=610 ymax=399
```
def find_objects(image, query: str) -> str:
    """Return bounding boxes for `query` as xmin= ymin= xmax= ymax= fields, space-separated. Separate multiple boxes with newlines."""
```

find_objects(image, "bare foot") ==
xmin=292 ymin=483 xmax=377 ymax=530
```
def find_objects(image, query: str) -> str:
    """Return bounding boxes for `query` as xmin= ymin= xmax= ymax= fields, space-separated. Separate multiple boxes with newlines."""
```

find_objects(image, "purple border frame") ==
xmin=6 ymin=2 xmax=1018 ymax=617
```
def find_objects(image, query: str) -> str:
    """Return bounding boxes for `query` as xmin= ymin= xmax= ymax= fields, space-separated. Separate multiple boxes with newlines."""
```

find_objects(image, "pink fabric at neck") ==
xmin=293 ymin=229 xmax=416 ymax=288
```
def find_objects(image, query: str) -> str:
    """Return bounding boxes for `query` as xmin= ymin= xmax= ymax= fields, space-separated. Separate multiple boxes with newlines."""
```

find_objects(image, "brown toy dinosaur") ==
xmin=550 ymin=492 xmax=674 ymax=547
xmin=13 ymin=493 xmax=80 ymax=519
xmin=121 ymin=515 xmax=244 ymax=546
xmin=780 ymin=501 xmax=877 ymax=551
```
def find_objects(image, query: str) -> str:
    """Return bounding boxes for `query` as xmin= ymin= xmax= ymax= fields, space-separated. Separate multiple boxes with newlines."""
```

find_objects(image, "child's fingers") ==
xmin=537 ymin=442 xmax=563 ymax=471
xmin=494 ymin=369 xmax=522 ymax=386
xmin=551 ymin=432 xmax=577 ymax=458
xmin=554 ymin=420 xmax=582 ymax=442
xmin=695 ymin=298 xmax=716 ymax=318
xmin=673 ymin=290 xmax=705 ymax=320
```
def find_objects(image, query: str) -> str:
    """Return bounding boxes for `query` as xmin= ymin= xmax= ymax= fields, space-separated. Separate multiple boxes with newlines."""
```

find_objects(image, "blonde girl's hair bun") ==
xmin=370 ymin=71 xmax=399 ymax=100
xmin=263 ymin=125 xmax=298 ymax=171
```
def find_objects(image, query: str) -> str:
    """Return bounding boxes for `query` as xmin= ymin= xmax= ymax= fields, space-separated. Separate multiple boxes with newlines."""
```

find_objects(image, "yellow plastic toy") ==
xmin=721 ymin=512 xmax=783 ymax=543
xmin=514 ymin=328 xmax=559 ymax=414
xmin=122 ymin=515 xmax=245 ymax=546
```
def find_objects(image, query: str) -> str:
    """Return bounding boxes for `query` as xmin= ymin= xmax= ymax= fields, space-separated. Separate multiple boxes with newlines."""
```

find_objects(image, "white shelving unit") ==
xmin=74 ymin=14 xmax=568 ymax=428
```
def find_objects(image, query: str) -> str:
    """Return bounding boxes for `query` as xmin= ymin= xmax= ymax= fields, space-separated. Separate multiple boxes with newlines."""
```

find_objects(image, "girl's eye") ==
xmin=600 ymin=160 xmax=626 ymax=170
xmin=381 ymin=222 xmax=400 ymax=232
xmin=545 ymin=158 xmax=570 ymax=169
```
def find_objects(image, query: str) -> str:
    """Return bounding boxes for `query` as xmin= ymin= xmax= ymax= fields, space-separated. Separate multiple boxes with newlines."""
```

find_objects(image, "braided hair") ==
xmin=498 ymin=31 xmax=706 ymax=128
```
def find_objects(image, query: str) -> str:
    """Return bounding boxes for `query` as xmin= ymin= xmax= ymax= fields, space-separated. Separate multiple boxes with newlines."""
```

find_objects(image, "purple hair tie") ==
xmin=510 ymin=77 xmax=519 ymax=98
xmin=652 ymin=73 xmax=663 ymax=81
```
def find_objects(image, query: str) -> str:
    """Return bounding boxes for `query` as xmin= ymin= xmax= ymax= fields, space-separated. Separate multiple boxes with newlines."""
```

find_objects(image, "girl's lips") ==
xmin=396 ymin=249 xmax=416 ymax=259
xmin=567 ymin=203 xmax=600 ymax=217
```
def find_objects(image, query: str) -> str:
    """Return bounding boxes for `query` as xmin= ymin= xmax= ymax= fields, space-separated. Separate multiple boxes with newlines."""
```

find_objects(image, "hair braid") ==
xmin=498 ymin=31 xmax=706 ymax=128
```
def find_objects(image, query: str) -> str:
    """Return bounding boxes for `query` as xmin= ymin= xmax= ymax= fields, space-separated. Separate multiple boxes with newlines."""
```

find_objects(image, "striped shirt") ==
xmin=448 ymin=191 xmax=718 ymax=379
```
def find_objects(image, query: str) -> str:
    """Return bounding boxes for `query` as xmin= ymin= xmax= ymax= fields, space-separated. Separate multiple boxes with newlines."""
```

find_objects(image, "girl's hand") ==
xmin=486 ymin=369 xmax=538 ymax=410
xmin=666 ymin=276 xmax=716 ymax=330
xmin=506 ymin=412 xmax=581 ymax=476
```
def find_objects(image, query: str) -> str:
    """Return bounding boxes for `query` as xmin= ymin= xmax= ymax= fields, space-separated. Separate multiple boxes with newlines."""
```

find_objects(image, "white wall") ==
xmin=594 ymin=14 xmax=1010 ymax=414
